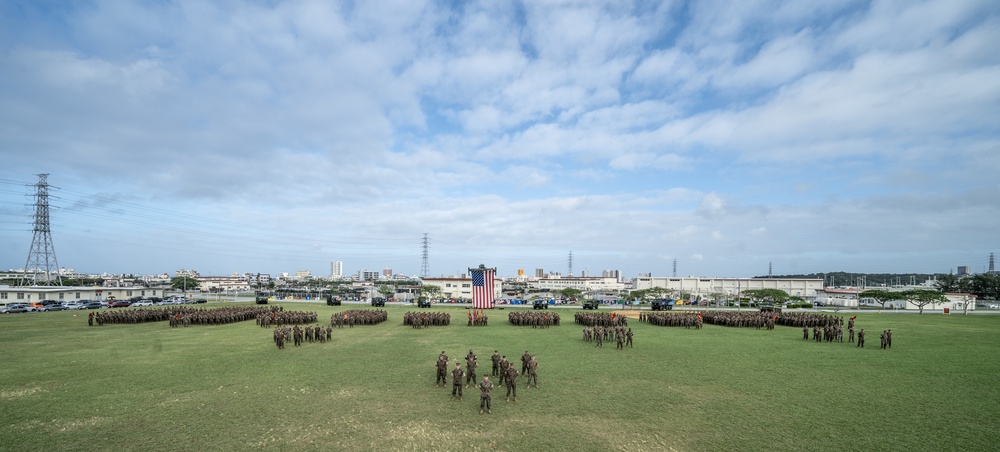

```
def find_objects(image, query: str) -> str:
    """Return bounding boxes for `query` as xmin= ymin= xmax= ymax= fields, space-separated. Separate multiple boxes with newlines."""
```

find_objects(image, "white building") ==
xmin=633 ymin=276 xmax=823 ymax=300
xmin=0 ymin=285 xmax=166 ymax=303
xmin=330 ymin=261 xmax=343 ymax=278
xmin=420 ymin=276 xmax=502 ymax=301
xmin=530 ymin=276 xmax=626 ymax=293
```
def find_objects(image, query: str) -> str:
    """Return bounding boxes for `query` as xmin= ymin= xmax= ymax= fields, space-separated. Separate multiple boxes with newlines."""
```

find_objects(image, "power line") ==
xmin=20 ymin=174 xmax=61 ymax=286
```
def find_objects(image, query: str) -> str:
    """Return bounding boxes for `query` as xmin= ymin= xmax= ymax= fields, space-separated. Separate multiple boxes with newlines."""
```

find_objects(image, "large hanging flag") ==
xmin=470 ymin=266 xmax=496 ymax=309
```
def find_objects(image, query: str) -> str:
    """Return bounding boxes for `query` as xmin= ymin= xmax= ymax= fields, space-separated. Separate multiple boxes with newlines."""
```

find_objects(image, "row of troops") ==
xmin=402 ymin=311 xmax=451 ymax=328
xmin=88 ymin=305 xmax=284 ymax=327
xmin=507 ymin=311 xmax=560 ymax=328
xmin=700 ymin=311 xmax=777 ymax=329
xmin=640 ymin=312 xmax=703 ymax=329
xmin=329 ymin=309 xmax=388 ymax=328
xmin=804 ymin=323 xmax=850 ymax=343
xmin=776 ymin=312 xmax=844 ymax=328
xmin=273 ymin=324 xmax=335 ymax=349
xmin=583 ymin=325 xmax=634 ymax=349
xmin=573 ymin=312 xmax=628 ymax=327
xmin=436 ymin=350 xmax=540 ymax=413
xmin=257 ymin=311 xmax=319 ymax=328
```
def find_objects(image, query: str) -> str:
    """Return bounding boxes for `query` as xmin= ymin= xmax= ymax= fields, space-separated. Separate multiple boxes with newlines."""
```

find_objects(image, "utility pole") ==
xmin=420 ymin=233 xmax=430 ymax=278
xmin=20 ymin=174 xmax=62 ymax=286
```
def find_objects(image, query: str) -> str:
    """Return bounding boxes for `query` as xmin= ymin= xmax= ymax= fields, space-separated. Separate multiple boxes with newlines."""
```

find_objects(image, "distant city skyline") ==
xmin=1 ymin=1 xmax=997 ymax=279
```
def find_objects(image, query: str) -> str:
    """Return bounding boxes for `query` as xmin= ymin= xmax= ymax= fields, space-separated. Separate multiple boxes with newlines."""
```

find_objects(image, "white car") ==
xmin=132 ymin=300 xmax=154 ymax=307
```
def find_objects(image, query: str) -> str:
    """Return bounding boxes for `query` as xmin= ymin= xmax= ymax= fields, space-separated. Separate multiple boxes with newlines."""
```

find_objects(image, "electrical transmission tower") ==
xmin=420 ymin=233 xmax=430 ymax=278
xmin=673 ymin=258 xmax=677 ymax=277
xmin=990 ymin=252 xmax=995 ymax=273
xmin=21 ymin=174 xmax=62 ymax=286
xmin=568 ymin=251 xmax=573 ymax=276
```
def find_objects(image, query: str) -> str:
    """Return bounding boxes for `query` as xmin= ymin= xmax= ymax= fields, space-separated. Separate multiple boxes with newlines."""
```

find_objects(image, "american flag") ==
xmin=471 ymin=267 xmax=495 ymax=309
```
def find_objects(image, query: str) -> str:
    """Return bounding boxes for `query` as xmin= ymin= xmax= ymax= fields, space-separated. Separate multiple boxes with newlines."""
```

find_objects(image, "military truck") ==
xmin=651 ymin=299 xmax=675 ymax=311
xmin=255 ymin=290 xmax=270 ymax=305
xmin=532 ymin=299 xmax=548 ymax=309
xmin=417 ymin=297 xmax=431 ymax=308
xmin=371 ymin=297 xmax=386 ymax=307
xmin=326 ymin=296 xmax=342 ymax=306
xmin=582 ymin=300 xmax=600 ymax=310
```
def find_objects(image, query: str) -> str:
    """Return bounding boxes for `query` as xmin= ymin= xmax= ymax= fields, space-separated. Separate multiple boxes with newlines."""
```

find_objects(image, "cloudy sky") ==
xmin=1 ymin=0 xmax=998 ymax=280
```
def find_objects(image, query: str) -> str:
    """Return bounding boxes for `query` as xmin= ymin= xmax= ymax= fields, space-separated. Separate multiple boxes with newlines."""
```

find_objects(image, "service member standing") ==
xmin=491 ymin=350 xmax=501 ymax=376
xmin=857 ymin=329 xmax=865 ymax=348
xmin=505 ymin=364 xmax=519 ymax=402
xmin=525 ymin=355 xmax=539 ymax=389
xmin=451 ymin=363 xmax=465 ymax=401
xmin=465 ymin=355 xmax=478 ymax=388
xmin=479 ymin=375 xmax=494 ymax=414
xmin=521 ymin=351 xmax=531 ymax=375
xmin=435 ymin=355 xmax=449 ymax=387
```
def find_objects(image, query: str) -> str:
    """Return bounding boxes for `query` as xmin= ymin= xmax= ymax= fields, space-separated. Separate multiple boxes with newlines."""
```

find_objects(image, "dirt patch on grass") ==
xmin=0 ymin=386 xmax=44 ymax=399
xmin=57 ymin=416 xmax=108 ymax=432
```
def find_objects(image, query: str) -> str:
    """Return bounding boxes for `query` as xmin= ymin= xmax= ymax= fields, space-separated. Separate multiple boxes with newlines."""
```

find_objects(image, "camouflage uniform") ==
xmin=479 ymin=376 xmax=494 ymax=414
xmin=451 ymin=364 xmax=465 ymax=400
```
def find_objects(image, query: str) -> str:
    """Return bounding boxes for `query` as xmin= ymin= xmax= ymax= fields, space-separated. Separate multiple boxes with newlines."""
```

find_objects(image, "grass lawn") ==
xmin=1 ymin=304 xmax=998 ymax=451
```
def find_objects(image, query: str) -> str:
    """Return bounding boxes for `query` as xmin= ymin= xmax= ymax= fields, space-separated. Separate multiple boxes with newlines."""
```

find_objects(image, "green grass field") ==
xmin=2 ymin=304 xmax=998 ymax=451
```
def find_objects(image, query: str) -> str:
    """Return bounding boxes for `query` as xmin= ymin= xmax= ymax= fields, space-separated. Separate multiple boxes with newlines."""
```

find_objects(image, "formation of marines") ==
xmin=257 ymin=310 xmax=319 ymax=328
xmin=507 ymin=311 xmax=560 ymax=327
xmin=402 ymin=311 xmax=451 ymax=328
xmin=90 ymin=305 xmax=283 ymax=327
xmin=437 ymin=349 xmax=541 ymax=413
xmin=573 ymin=312 xmax=628 ymax=327
xmin=641 ymin=312 xmax=703 ymax=329
xmin=700 ymin=311 xmax=777 ymax=329
xmin=273 ymin=324 xmax=335 ymax=349
xmin=583 ymin=325 xmax=633 ymax=349
xmin=329 ymin=309 xmax=388 ymax=328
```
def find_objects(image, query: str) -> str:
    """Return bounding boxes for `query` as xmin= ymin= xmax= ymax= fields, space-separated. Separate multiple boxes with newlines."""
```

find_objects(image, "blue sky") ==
xmin=1 ymin=0 xmax=998 ymax=279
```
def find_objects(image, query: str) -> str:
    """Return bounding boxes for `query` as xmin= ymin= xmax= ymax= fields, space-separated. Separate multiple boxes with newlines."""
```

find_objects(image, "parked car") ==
xmin=194 ymin=298 xmax=207 ymax=304
xmin=82 ymin=301 xmax=103 ymax=309
xmin=64 ymin=301 xmax=85 ymax=310
xmin=132 ymin=300 xmax=154 ymax=307
xmin=2 ymin=303 xmax=29 ymax=314
xmin=40 ymin=303 xmax=67 ymax=312
xmin=110 ymin=300 xmax=132 ymax=308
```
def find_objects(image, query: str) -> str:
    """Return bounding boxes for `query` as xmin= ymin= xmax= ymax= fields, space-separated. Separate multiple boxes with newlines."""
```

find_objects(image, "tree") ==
xmin=741 ymin=288 xmax=789 ymax=306
xmin=934 ymin=273 xmax=961 ymax=293
xmin=377 ymin=285 xmax=395 ymax=300
xmin=171 ymin=276 xmax=200 ymax=292
xmin=558 ymin=287 xmax=584 ymax=301
xmin=419 ymin=284 xmax=442 ymax=300
xmin=970 ymin=273 xmax=1000 ymax=300
xmin=901 ymin=289 xmax=948 ymax=314
xmin=859 ymin=289 xmax=904 ymax=310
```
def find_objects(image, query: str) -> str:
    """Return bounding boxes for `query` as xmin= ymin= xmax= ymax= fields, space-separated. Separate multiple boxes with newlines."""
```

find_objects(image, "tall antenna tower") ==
xmin=20 ymin=174 xmax=62 ymax=286
xmin=420 ymin=233 xmax=430 ymax=278
xmin=768 ymin=261 xmax=773 ymax=278
xmin=990 ymin=252 xmax=995 ymax=273
xmin=568 ymin=251 xmax=573 ymax=276
xmin=672 ymin=258 xmax=677 ymax=277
